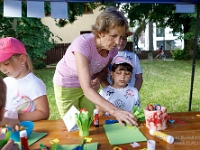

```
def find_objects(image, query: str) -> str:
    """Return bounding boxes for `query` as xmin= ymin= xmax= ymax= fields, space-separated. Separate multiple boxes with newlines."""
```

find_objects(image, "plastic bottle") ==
xmin=20 ymin=130 xmax=29 ymax=150
xmin=149 ymin=129 xmax=174 ymax=144
xmin=93 ymin=109 xmax=99 ymax=127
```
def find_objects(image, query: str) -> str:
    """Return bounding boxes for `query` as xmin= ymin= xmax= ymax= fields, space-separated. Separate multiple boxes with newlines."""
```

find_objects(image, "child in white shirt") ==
xmin=99 ymin=56 xmax=140 ymax=114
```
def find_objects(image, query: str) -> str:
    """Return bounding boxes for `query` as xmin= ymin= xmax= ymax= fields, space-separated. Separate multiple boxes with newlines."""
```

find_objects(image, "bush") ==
xmin=32 ymin=60 xmax=46 ymax=69
xmin=171 ymin=48 xmax=190 ymax=60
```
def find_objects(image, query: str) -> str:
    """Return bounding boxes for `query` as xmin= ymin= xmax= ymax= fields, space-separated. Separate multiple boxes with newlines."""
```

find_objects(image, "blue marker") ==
xmin=105 ymin=120 xmax=118 ymax=124
xmin=154 ymin=104 xmax=162 ymax=110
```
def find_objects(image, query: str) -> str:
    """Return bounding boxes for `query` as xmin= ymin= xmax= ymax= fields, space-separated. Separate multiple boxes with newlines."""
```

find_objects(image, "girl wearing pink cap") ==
xmin=0 ymin=37 xmax=49 ymax=122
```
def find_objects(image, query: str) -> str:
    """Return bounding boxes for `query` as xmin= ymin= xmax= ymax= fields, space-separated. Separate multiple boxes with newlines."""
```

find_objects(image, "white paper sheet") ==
xmin=51 ymin=2 xmax=68 ymax=19
xmin=27 ymin=1 xmax=44 ymax=18
xmin=63 ymin=105 xmax=79 ymax=132
xmin=4 ymin=0 xmax=22 ymax=17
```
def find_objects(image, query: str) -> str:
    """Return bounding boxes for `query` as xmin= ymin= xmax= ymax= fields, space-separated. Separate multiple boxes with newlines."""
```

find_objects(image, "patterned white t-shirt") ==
xmin=99 ymin=85 xmax=140 ymax=112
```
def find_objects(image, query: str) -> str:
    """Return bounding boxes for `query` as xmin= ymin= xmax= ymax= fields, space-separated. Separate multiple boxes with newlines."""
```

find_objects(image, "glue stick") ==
xmin=149 ymin=129 xmax=174 ymax=144
xmin=20 ymin=130 xmax=29 ymax=150
xmin=93 ymin=109 xmax=99 ymax=127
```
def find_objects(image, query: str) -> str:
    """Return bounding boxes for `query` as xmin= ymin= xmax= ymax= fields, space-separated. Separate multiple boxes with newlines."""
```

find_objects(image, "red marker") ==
xmin=147 ymin=104 xmax=154 ymax=111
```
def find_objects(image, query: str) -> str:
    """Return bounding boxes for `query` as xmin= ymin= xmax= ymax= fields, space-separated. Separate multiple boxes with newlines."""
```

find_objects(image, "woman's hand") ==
xmin=110 ymin=109 xmax=138 ymax=126
xmin=91 ymin=78 xmax=100 ymax=91
xmin=1 ymin=139 xmax=19 ymax=150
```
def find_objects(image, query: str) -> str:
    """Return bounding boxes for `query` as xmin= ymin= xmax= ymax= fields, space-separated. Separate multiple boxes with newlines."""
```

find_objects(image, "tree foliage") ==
xmin=119 ymin=3 xmax=199 ymax=51
xmin=0 ymin=2 xmax=61 ymax=68
xmin=102 ymin=3 xmax=198 ymax=52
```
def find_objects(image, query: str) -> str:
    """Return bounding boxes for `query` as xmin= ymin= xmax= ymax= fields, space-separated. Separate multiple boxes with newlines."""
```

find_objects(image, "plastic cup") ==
xmin=147 ymin=140 xmax=156 ymax=150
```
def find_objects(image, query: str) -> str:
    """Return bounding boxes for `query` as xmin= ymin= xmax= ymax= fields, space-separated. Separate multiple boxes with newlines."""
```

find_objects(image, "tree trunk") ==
xmin=185 ymin=39 xmax=194 ymax=58
xmin=183 ymin=18 xmax=194 ymax=58
xmin=149 ymin=21 xmax=154 ymax=51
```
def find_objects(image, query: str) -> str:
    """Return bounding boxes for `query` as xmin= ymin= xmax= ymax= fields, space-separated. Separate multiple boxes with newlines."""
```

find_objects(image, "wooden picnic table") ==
xmin=30 ymin=111 xmax=200 ymax=150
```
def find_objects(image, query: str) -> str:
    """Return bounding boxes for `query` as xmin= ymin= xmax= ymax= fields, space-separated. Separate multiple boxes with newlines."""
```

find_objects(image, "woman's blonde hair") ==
xmin=0 ymin=77 xmax=6 ymax=107
xmin=91 ymin=6 xmax=129 ymax=37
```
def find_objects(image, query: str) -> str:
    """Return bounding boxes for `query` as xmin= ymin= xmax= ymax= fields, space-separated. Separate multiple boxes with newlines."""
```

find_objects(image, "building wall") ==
xmin=41 ymin=8 xmax=102 ymax=43
xmin=154 ymin=26 xmax=184 ymax=50
xmin=135 ymin=23 xmax=184 ymax=51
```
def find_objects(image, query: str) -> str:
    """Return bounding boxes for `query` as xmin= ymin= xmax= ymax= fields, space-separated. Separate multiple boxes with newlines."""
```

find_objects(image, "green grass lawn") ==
xmin=2 ymin=60 xmax=200 ymax=120
xmin=140 ymin=59 xmax=200 ymax=113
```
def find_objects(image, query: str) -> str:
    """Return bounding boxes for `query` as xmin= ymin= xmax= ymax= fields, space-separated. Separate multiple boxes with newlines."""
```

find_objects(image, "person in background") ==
xmin=99 ymin=56 xmax=140 ymax=115
xmin=0 ymin=77 xmax=19 ymax=150
xmin=0 ymin=37 xmax=49 ymax=121
xmin=155 ymin=44 xmax=164 ymax=59
xmin=53 ymin=7 xmax=138 ymax=126
xmin=106 ymin=31 xmax=143 ymax=91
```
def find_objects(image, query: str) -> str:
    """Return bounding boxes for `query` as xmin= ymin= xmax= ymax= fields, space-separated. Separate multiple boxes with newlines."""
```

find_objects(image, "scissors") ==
xmin=72 ymin=139 xmax=86 ymax=150
xmin=105 ymin=120 xmax=118 ymax=124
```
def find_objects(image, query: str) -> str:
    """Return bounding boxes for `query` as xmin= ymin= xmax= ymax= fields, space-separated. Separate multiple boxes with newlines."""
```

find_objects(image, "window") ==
xmin=156 ymin=41 xmax=164 ymax=49
xmin=173 ymin=32 xmax=179 ymax=36
xmin=156 ymin=28 xmax=165 ymax=37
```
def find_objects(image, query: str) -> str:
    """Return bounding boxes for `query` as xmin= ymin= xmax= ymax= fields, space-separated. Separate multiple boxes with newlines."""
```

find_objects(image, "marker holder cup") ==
xmin=144 ymin=106 xmax=168 ymax=130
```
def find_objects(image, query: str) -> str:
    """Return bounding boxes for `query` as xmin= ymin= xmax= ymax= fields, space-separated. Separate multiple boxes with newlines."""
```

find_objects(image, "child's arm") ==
xmin=18 ymin=95 xmax=50 ymax=121
xmin=134 ymin=74 xmax=143 ymax=91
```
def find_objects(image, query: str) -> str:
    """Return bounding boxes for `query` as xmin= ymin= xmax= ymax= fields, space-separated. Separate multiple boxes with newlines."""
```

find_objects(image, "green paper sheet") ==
xmin=56 ymin=142 xmax=98 ymax=150
xmin=17 ymin=132 xmax=47 ymax=149
xmin=103 ymin=123 xmax=147 ymax=145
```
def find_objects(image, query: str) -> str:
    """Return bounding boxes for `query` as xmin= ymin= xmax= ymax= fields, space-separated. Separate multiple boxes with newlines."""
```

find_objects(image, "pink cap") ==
xmin=111 ymin=56 xmax=133 ymax=68
xmin=0 ymin=37 xmax=27 ymax=62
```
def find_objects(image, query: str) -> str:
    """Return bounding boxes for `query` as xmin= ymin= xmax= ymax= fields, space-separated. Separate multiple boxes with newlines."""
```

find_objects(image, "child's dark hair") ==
xmin=111 ymin=63 xmax=133 ymax=72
